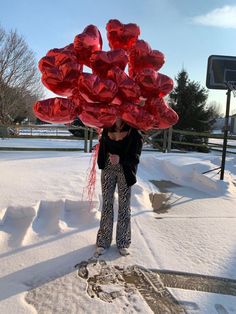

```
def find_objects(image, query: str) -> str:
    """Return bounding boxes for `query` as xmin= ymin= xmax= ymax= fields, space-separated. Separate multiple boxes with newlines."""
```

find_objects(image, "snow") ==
xmin=0 ymin=138 xmax=84 ymax=149
xmin=210 ymin=138 xmax=236 ymax=153
xmin=0 ymin=138 xmax=236 ymax=313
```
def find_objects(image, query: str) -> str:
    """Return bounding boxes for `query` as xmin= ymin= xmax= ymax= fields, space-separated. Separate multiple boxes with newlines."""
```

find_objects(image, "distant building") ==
xmin=230 ymin=114 xmax=236 ymax=134
xmin=212 ymin=115 xmax=236 ymax=134
xmin=212 ymin=117 xmax=225 ymax=133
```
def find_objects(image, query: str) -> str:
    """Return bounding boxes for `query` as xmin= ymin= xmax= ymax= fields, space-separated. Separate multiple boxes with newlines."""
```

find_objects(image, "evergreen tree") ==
xmin=169 ymin=69 xmax=218 ymax=132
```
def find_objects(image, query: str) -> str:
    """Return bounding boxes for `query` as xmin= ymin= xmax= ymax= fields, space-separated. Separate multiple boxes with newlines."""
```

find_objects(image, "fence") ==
xmin=172 ymin=129 xmax=236 ymax=154
xmin=1 ymin=124 xmax=236 ymax=154
xmin=0 ymin=124 xmax=94 ymax=152
xmin=149 ymin=128 xmax=236 ymax=154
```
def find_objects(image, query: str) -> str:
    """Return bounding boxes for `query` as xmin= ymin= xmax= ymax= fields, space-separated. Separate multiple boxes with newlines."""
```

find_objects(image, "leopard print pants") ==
xmin=96 ymin=160 xmax=131 ymax=249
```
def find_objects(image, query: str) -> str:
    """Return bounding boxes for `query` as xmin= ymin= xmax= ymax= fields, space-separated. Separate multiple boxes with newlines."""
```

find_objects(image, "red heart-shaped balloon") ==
xmin=145 ymin=98 xmax=179 ymax=129
xmin=129 ymin=40 xmax=165 ymax=77
xmin=90 ymin=49 xmax=128 ymax=77
xmin=78 ymin=73 xmax=118 ymax=103
xmin=39 ymin=44 xmax=82 ymax=97
xmin=79 ymin=101 xmax=118 ymax=128
xmin=107 ymin=66 xmax=141 ymax=102
xmin=135 ymin=69 xmax=174 ymax=98
xmin=45 ymin=44 xmax=77 ymax=64
xmin=33 ymin=97 xmax=81 ymax=124
xmin=120 ymin=102 xmax=155 ymax=131
xmin=74 ymin=25 xmax=102 ymax=67
xmin=106 ymin=19 xmax=140 ymax=50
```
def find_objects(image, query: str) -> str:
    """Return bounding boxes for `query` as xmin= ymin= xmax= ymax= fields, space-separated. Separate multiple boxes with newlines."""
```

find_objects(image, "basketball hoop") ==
xmin=226 ymin=81 xmax=236 ymax=97
xmin=206 ymin=55 xmax=236 ymax=180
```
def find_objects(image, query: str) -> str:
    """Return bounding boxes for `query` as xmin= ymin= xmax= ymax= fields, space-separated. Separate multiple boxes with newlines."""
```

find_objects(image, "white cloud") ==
xmin=192 ymin=5 xmax=236 ymax=28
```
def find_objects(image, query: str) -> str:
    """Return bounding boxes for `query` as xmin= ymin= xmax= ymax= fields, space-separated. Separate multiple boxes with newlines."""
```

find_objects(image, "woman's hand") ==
xmin=109 ymin=154 xmax=120 ymax=165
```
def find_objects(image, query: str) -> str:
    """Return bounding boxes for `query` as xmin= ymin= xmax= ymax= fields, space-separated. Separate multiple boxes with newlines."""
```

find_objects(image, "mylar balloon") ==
xmin=90 ymin=49 xmax=128 ymax=77
xmin=79 ymin=102 xmax=118 ymax=128
xmin=135 ymin=69 xmax=174 ymax=98
xmin=45 ymin=44 xmax=77 ymax=62
xmin=145 ymin=97 xmax=179 ymax=129
xmin=120 ymin=103 xmax=155 ymax=131
xmin=33 ymin=98 xmax=81 ymax=124
xmin=107 ymin=66 xmax=141 ymax=102
xmin=129 ymin=40 xmax=165 ymax=77
xmin=74 ymin=25 xmax=102 ymax=67
xmin=78 ymin=73 xmax=118 ymax=103
xmin=39 ymin=44 xmax=82 ymax=97
xmin=106 ymin=19 xmax=140 ymax=50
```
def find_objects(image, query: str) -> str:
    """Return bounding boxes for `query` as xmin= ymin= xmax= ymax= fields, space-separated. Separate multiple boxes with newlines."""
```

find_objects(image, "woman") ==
xmin=95 ymin=118 xmax=143 ymax=256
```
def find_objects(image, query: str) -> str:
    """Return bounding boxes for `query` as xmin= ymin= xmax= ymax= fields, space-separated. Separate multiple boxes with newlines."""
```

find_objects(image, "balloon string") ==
xmin=82 ymin=128 xmax=102 ymax=206
xmin=86 ymin=142 xmax=100 ymax=203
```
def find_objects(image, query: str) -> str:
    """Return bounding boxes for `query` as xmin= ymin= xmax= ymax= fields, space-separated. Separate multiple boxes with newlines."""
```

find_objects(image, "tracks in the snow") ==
xmin=26 ymin=259 xmax=236 ymax=314
xmin=0 ymin=199 xmax=100 ymax=249
xmin=75 ymin=261 xmax=236 ymax=313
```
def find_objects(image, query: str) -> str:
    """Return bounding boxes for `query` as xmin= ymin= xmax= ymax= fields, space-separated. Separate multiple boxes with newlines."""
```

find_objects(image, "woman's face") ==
xmin=115 ymin=118 xmax=123 ymax=129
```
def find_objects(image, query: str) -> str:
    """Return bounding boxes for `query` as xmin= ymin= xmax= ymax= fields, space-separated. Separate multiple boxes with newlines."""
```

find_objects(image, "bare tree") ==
xmin=0 ymin=26 xmax=44 ymax=124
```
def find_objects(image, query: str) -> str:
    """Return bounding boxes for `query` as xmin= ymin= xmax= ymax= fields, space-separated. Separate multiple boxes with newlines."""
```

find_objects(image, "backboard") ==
xmin=206 ymin=55 xmax=236 ymax=90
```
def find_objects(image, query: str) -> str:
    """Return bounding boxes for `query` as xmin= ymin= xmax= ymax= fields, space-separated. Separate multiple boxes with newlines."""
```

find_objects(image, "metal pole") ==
xmin=89 ymin=128 xmax=93 ymax=152
xmin=163 ymin=130 xmax=167 ymax=152
xmin=167 ymin=127 xmax=173 ymax=152
xmin=220 ymin=89 xmax=231 ymax=180
xmin=84 ymin=127 xmax=88 ymax=153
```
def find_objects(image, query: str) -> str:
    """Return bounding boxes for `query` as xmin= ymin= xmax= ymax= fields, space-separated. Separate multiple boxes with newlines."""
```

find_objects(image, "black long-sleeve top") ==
xmin=97 ymin=127 xmax=143 ymax=186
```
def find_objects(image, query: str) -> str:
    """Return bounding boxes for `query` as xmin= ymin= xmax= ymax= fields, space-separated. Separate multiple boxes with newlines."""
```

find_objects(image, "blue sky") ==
xmin=1 ymin=0 xmax=236 ymax=114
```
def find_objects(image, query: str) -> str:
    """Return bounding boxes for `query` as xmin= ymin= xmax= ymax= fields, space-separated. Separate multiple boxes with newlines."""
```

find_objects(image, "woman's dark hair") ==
xmin=107 ymin=121 xmax=131 ymax=133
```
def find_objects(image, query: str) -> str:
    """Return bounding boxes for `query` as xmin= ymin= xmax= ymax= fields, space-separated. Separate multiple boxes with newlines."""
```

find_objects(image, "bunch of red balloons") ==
xmin=34 ymin=20 xmax=178 ymax=131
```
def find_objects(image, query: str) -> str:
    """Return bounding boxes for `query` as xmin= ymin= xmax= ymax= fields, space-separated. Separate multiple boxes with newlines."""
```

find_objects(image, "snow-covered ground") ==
xmin=209 ymin=138 xmax=236 ymax=153
xmin=0 ymin=138 xmax=236 ymax=313
xmin=0 ymin=138 xmax=84 ymax=149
